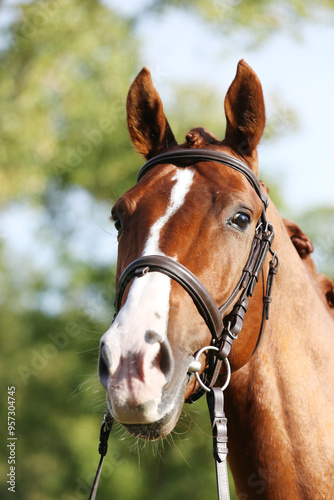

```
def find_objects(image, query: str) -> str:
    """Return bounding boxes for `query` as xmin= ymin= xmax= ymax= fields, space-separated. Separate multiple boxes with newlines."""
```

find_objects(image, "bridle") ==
xmin=89 ymin=148 xmax=279 ymax=500
xmin=115 ymin=149 xmax=279 ymax=399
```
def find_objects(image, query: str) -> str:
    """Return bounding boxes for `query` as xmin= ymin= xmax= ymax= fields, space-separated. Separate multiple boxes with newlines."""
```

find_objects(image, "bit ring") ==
xmin=194 ymin=345 xmax=231 ymax=392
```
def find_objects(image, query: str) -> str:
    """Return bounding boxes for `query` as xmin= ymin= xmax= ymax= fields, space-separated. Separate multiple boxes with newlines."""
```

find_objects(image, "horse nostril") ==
xmin=145 ymin=330 xmax=162 ymax=344
xmin=145 ymin=331 xmax=174 ymax=383
xmin=159 ymin=339 xmax=174 ymax=384
xmin=98 ymin=342 xmax=112 ymax=389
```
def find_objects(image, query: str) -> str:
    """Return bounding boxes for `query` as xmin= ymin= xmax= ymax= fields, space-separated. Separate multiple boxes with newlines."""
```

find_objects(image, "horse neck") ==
xmin=225 ymin=203 xmax=334 ymax=499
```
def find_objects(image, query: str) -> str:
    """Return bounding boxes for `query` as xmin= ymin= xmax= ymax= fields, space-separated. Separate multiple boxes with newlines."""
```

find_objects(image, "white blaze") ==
xmin=114 ymin=168 xmax=194 ymax=327
xmin=101 ymin=168 xmax=194 ymax=418
xmin=120 ymin=168 xmax=194 ymax=339
xmin=143 ymin=169 xmax=195 ymax=256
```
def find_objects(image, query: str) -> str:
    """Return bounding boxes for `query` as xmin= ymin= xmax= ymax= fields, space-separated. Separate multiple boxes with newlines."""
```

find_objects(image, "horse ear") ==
xmin=127 ymin=67 xmax=177 ymax=159
xmin=224 ymin=60 xmax=265 ymax=165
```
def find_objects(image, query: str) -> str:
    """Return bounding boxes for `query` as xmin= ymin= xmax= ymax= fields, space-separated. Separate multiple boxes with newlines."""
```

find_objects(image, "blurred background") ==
xmin=0 ymin=1 xmax=333 ymax=499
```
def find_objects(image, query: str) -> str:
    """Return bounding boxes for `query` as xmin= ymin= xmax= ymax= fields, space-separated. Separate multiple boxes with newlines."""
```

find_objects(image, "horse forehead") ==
xmin=194 ymin=161 xmax=254 ymax=194
xmin=118 ymin=164 xmax=178 ymax=210
xmin=119 ymin=161 xmax=258 ymax=223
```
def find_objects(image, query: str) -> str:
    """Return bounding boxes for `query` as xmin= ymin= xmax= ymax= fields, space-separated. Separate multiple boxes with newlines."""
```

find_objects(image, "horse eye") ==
xmin=231 ymin=213 xmax=250 ymax=230
xmin=113 ymin=217 xmax=122 ymax=233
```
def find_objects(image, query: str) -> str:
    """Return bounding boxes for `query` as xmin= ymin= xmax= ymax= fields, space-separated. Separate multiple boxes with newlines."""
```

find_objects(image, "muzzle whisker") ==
xmin=166 ymin=432 xmax=191 ymax=468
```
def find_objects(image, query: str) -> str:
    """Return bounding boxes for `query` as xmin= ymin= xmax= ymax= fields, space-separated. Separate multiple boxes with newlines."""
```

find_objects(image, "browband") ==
xmin=137 ymin=148 xmax=268 ymax=208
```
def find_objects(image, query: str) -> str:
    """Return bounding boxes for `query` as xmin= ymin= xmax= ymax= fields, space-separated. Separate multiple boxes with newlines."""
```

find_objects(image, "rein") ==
xmin=89 ymin=149 xmax=279 ymax=500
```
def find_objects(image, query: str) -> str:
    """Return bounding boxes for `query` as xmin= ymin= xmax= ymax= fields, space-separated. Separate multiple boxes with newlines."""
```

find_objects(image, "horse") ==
xmin=98 ymin=60 xmax=334 ymax=499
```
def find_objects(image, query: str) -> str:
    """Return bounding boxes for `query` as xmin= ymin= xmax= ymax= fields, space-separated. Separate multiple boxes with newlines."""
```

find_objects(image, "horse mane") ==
xmin=259 ymin=181 xmax=334 ymax=316
xmin=283 ymin=217 xmax=334 ymax=315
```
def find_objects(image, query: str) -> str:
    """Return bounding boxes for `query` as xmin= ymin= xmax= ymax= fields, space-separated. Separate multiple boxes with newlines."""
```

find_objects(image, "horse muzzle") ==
xmin=98 ymin=322 xmax=180 ymax=429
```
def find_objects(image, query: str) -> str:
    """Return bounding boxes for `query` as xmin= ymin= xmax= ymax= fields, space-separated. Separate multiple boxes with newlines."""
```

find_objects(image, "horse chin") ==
xmin=122 ymin=410 xmax=180 ymax=440
xmin=109 ymin=392 xmax=184 ymax=441
xmin=105 ymin=369 xmax=190 ymax=440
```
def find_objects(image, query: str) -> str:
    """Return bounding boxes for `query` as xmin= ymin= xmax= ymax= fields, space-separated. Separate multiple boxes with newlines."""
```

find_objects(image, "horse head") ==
xmin=98 ymin=60 xmax=268 ymax=439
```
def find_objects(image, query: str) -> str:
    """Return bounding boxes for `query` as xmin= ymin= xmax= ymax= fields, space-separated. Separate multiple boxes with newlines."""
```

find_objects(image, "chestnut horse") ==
xmin=98 ymin=61 xmax=334 ymax=498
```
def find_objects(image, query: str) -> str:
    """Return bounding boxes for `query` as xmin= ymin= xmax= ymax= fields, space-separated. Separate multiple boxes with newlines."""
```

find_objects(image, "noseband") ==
xmin=114 ymin=149 xmax=279 ymax=402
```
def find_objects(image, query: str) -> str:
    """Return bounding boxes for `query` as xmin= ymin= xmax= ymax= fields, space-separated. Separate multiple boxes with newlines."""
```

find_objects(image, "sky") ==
xmin=107 ymin=0 xmax=334 ymax=214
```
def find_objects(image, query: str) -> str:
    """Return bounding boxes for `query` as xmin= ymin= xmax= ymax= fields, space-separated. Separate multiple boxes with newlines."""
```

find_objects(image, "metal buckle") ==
xmin=269 ymin=250 xmax=279 ymax=268
xmin=225 ymin=320 xmax=239 ymax=340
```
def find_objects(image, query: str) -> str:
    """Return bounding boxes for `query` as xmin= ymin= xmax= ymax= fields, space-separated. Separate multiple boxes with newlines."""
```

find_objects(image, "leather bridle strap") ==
xmin=137 ymin=148 xmax=268 ymax=208
xmin=113 ymin=221 xmax=276 ymax=400
xmin=89 ymin=412 xmax=114 ymax=500
xmin=116 ymin=149 xmax=277 ymax=402
xmin=207 ymin=388 xmax=230 ymax=500
xmin=114 ymin=255 xmax=224 ymax=340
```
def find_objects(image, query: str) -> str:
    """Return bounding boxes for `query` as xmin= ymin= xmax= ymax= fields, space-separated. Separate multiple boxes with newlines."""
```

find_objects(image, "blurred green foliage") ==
xmin=296 ymin=207 xmax=334 ymax=280
xmin=0 ymin=0 xmax=140 ymax=204
xmin=0 ymin=1 xmax=333 ymax=500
